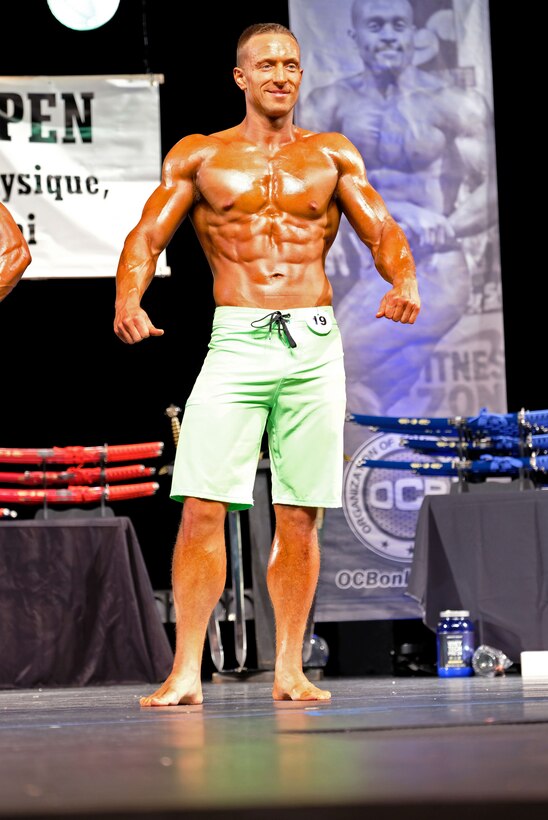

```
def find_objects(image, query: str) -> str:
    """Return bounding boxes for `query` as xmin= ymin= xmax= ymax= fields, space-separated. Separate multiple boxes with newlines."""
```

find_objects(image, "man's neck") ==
xmin=239 ymin=110 xmax=297 ymax=152
xmin=362 ymin=63 xmax=418 ymax=97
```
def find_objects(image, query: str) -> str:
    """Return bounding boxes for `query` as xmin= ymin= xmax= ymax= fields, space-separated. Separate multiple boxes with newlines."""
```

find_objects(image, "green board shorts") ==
xmin=170 ymin=305 xmax=347 ymax=511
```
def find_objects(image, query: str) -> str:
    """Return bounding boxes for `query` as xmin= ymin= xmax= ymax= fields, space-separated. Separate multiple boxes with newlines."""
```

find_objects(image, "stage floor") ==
xmin=1 ymin=675 xmax=548 ymax=820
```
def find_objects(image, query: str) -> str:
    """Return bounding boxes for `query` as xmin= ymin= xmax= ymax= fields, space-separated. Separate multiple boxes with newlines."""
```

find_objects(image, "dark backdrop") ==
xmin=0 ymin=2 xmax=537 ymax=672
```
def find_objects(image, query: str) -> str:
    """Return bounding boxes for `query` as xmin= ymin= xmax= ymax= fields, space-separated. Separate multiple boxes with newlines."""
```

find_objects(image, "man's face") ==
xmin=234 ymin=33 xmax=303 ymax=117
xmin=351 ymin=0 xmax=415 ymax=73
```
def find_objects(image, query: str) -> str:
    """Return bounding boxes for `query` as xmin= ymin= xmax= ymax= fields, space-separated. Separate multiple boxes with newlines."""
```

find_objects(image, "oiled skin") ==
xmin=113 ymin=29 xmax=419 ymax=705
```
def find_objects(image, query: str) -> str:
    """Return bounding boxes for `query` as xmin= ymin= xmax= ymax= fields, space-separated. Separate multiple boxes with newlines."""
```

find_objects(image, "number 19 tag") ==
xmin=306 ymin=310 xmax=333 ymax=335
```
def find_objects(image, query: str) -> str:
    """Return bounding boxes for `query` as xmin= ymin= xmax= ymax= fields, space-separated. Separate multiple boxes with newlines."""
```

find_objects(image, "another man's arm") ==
xmin=0 ymin=203 xmax=32 ymax=303
xmin=114 ymin=137 xmax=199 ymax=344
xmin=448 ymin=89 xmax=498 ymax=239
xmin=332 ymin=134 xmax=420 ymax=325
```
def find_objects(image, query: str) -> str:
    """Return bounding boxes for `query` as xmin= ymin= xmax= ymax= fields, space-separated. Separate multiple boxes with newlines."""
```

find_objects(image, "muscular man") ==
xmin=300 ymin=0 xmax=497 ymax=413
xmin=114 ymin=22 xmax=419 ymax=705
xmin=0 ymin=202 xmax=32 ymax=302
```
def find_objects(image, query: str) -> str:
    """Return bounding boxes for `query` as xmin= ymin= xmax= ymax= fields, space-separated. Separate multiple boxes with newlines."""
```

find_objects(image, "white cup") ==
xmin=520 ymin=651 xmax=548 ymax=679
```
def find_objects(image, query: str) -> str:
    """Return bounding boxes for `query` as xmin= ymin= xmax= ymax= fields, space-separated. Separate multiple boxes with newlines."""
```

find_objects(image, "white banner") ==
xmin=0 ymin=74 xmax=169 ymax=278
xmin=289 ymin=0 xmax=506 ymax=620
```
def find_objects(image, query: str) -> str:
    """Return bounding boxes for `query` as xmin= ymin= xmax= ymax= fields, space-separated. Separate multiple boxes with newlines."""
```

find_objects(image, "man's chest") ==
xmin=338 ymin=90 xmax=446 ymax=171
xmin=196 ymin=146 xmax=338 ymax=215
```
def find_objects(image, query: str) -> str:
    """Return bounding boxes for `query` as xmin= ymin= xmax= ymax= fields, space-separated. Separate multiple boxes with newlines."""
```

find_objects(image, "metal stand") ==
xmin=228 ymin=509 xmax=247 ymax=671
xmin=206 ymin=602 xmax=225 ymax=673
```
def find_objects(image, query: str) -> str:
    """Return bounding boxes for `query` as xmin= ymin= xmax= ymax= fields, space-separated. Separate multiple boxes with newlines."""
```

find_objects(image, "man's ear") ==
xmin=233 ymin=67 xmax=246 ymax=90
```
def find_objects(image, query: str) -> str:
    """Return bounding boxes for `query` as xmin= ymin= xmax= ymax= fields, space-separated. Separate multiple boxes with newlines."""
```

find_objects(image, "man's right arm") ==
xmin=114 ymin=136 xmax=201 ymax=344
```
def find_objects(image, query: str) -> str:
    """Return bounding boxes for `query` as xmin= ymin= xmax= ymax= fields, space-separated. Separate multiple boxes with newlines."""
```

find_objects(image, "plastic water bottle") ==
xmin=436 ymin=610 xmax=475 ymax=677
xmin=472 ymin=645 xmax=512 ymax=677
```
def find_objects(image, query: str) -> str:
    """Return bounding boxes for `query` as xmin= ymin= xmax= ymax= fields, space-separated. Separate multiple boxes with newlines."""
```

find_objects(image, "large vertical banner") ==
xmin=289 ymin=0 xmax=507 ymax=620
xmin=0 ymin=74 xmax=169 ymax=278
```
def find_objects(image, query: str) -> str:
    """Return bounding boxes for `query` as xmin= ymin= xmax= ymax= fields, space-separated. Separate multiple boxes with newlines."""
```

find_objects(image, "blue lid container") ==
xmin=436 ymin=609 xmax=475 ymax=677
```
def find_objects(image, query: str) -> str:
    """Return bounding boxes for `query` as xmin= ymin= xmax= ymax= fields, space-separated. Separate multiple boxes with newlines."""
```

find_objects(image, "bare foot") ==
xmin=272 ymin=671 xmax=331 ymax=701
xmin=139 ymin=673 xmax=203 ymax=707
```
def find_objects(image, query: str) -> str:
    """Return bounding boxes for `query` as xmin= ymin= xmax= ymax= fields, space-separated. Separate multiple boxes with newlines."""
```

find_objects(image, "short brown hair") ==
xmin=236 ymin=23 xmax=299 ymax=66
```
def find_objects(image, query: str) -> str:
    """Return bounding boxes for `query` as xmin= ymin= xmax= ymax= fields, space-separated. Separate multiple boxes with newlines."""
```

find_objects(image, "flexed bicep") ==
xmin=138 ymin=177 xmax=196 ymax=257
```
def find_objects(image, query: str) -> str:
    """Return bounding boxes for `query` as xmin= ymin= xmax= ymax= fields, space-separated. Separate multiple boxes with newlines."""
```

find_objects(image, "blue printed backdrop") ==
xmin=288 ymin=0 xmax=506 ymax=620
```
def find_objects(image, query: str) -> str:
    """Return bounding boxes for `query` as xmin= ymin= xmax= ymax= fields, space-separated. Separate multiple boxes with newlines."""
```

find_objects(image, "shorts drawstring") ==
xmin=250 ymin=310 xmax=297 ymax=348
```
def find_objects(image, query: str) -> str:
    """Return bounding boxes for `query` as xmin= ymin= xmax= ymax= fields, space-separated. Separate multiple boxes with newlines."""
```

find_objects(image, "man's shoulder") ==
xmin=307 ymin=73 xmax=362 ymax=98
xmin=302 ymin=75 xmax=360 ymax=115
xmin=299 ymin=128 xmax=354 ymax=150
xmin=171 ymin=132 xmax=224 ymax=150
xmin=207 ymin=125 xmax=242 ymax=142
xmin=430 ymin=81 xmax=491 ymax=125
xmin=296 ymin=129 xmax=361 ymax=171
xmin=173 ymin=126 xmax=252 ymax=150
xmin=164 ymin=132 xmax=231 ymax=167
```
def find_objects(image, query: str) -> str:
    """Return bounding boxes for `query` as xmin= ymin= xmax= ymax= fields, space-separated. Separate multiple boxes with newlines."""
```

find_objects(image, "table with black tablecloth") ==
xmin=407 ymin=490 xmax=548 ymax=664
xmin=0 ymin=517 xmax=173 ymax=688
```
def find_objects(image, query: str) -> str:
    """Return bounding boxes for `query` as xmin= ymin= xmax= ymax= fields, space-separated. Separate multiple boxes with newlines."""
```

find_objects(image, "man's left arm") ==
xmin=333 ymin=135 xmax=420 ymax=325
xmin=0 ymin=203 xmax=32 ymax=303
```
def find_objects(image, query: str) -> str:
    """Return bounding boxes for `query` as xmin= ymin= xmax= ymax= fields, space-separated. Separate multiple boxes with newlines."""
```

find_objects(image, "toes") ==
xmin=139 ymin=691 xmax=175 ymax=707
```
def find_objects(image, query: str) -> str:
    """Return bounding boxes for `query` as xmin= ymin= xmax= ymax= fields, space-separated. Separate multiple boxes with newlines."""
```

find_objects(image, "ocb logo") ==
xmin=343 ymin=432 xmax=451 ymax=562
